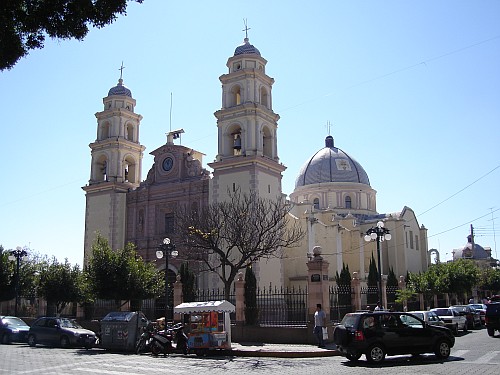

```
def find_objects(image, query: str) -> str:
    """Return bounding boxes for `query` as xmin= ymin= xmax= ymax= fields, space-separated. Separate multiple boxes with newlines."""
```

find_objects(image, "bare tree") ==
xmin=176 ymin=189 xmax=306 ymax=300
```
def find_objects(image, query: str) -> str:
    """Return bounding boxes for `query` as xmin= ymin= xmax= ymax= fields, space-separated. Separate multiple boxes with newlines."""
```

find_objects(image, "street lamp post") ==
xmin=8 ymin=246 xmax=28 ymax=316
xmin=156 ymin=238 xmax=178 ymax=320
xmin=364 ymin=221 xmax=391 ymax=306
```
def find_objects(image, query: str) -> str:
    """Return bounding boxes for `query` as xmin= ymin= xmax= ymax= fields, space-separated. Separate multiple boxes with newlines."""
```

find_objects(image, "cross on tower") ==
xmin=119 ymin=61 xmax=125 ymax=80
xmin=326 ymin=121 xmax=332 ymax=135
xmin=242 ymin=18 xmax=251 ymax=39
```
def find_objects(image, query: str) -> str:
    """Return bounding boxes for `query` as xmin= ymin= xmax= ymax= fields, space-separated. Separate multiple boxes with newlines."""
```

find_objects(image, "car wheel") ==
xmin=434 ymin=339 xmax=451 ymax=359
xmin=366 ymin=344 xmax=386 ymax=363
xmin=60 ymin=336 xmax=70 ymax=348
xmin=487 ymin=327 xmax=495 ymax=337
xmin=347 ymin=352 xmax=361 ymax=361
xmin=151 ymin=343 xmax=162 ymax=356
xmin=28 ymin=334 xmax=36 ymax=347
xmin=1 ymin=333 xmax=10 ymax=345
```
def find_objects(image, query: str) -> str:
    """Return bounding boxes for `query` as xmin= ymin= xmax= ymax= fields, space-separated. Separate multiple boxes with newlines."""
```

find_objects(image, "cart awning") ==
xmin=174 ymin=300 xmax=235 ymax=314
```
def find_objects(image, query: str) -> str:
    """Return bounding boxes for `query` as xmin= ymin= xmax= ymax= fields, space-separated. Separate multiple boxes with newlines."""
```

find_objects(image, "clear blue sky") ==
xmin=1 ymin=1 xmax=499 ymax=267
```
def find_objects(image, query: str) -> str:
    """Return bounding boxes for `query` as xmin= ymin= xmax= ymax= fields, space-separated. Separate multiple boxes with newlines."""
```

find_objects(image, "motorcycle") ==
xmin=151 ymin=322 xmax=188 ymax=356
xmin=135 ymin=322 xmax=156 ymax=354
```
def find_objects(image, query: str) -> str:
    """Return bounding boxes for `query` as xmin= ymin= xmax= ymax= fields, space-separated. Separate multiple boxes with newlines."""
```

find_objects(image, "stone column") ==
xmin=235 ymin=272 xmax=245 ymax=324
xmin=307 ymin=246 xmax=330 ymax=320
xmin=352 ymin=272 xmax=361 ymax=311
xmin=173 ymin=275 xmax=183 ymax=321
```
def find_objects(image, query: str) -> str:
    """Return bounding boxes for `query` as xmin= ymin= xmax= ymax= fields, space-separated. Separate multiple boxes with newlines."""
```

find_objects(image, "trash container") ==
xmin=100 ymin=311 xmax=149 ymax=352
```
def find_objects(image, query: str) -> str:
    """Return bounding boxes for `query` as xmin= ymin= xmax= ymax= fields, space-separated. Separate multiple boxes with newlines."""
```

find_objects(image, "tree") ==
xmin=386 ymin=267 xmax=399 ymax=305
xmin=179 ymin=262 xmax=196 ymax=302
xmin=38 ymin=257 xmax=83 ymax=315
xmin=85 ymin=235 xmax=163 ymax=308
xmin=0 ymin=245 xmax=15 ymax=301
xmin=244 ymin=265 xmax=258 ymax=325
xmin=477 ymin=267 xmax=500 ymax=294
xmin=176 ymin=189 xmax=306 ymax=300
xmin=367 ymin=255 xmax=378 ymax=305
xmin=0 ymin=0 xmax=144 ymax=71
xmin=335 ymin=263 xmax=351 ymax=306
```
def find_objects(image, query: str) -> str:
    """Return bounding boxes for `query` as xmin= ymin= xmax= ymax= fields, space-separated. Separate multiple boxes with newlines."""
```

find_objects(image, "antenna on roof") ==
xmin=169 ymin=92 xmax=173 ymax=132
xmin=243 ymin=18 xmax=250 ymax=40
xmin=326 ymin=121 xmax=332 ymax=135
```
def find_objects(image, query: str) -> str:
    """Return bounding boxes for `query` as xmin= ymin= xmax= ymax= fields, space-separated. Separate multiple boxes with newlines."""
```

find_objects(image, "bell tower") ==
xmin=209 ymin=32 xmax=286 ymax=288
xmin=82 ymin=71 xmax=145 ymax=264
xmin=209 ymin=34 xmax=286 ymax=203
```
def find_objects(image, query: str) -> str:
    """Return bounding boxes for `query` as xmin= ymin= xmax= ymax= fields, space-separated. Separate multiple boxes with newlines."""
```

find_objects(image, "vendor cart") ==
xmin=173 ymin=300 xmax=235 ymax=355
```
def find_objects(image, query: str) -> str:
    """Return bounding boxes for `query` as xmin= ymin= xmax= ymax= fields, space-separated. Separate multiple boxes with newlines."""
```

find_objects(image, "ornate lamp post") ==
xmin=364 ymin=221 xmax=391 ymax=306
xmin=8 ymin=246 xmax=28 ymax=316
xmin=156 ymin=238 xmax=178 ymax=320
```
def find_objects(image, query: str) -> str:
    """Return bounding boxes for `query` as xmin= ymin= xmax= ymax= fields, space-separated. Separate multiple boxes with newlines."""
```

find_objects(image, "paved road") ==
xmin=1 ymin=328 xmax=499 ymax=375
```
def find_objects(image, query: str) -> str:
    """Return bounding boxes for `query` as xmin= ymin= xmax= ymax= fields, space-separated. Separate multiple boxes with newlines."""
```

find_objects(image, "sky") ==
xmin=1 ymin=1 xmax=499 ymax=267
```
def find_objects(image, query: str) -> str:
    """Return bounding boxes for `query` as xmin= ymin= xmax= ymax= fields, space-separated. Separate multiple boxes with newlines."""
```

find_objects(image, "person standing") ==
xmin=314 ymin=304 xmax=326 ymax=348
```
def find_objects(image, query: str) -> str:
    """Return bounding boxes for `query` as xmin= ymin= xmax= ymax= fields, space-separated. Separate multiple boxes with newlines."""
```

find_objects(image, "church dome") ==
xmin=108 ymin=78 xmax=132 ymax=97
xmin=453 ymin=240 xmax=490 ymax=260
xmin=295 ymin=136 xmax=370 ymax=188
xmin=234 ymin=38 xmax=261 ymax=56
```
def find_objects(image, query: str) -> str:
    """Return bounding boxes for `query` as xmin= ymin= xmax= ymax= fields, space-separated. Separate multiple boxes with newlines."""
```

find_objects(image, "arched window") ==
xmin=126 ymin=124 xmax=134 ymax=141
xmin=230 ymin=85 xmax=241 ymax=106
xmin=262 ymin=126 xmax=272 ymax=158
xmin=345 ymin=196 xmax=352 ymax=209
xmin=123 ymin=156 xmax=137 ymax=183
xmin=101 ymin=123 xmax=110 ymax=140
xmin=260 ymin=87 xmax=269 ymax=108
xmin=313 ymin=198 xmax=320 ymax=209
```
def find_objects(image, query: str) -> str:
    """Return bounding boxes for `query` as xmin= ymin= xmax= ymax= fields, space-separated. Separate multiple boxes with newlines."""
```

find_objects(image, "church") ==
xmin=82 ymin=34 xmax=430 ymax=292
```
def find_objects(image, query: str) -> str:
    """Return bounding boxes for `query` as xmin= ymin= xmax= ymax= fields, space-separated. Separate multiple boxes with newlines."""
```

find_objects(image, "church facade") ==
xmin=83 ymin=35 xmax=429 ymax=291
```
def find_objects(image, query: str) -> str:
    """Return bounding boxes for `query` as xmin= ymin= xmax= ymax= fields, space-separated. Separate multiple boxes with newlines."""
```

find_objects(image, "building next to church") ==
xmin=83 ymin=34 xmax=430 ymax=292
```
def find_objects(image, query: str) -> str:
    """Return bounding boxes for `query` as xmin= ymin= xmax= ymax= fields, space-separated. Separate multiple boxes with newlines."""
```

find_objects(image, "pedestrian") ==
xmin=313 ymin=303 xmax=326 ymax=348
xmin=469 ymin=297 xmax=474 ymax=304
xmin=374 ymin=302 xmax=382 ymax=311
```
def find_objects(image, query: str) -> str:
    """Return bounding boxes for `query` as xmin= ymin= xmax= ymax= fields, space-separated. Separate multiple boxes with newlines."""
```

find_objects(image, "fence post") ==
xmin=352 ymin=272 xmax=361 ymax=311
xmin=235 ymin=272 xmax=245 ymax=325
xmin=307 ymin=246 xmax=330 ymax=321
xmin=398 ymin=275 xmax=407 ymax=311
xmin=173 ymin=275 xmax=183 ymax=321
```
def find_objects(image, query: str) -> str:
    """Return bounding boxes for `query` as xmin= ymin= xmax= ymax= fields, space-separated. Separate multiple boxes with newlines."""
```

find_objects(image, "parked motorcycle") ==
xmin=150 ymin=323 xmax=188 ymax=356
xmin=135 ymin=322 xmax=156 ymax=354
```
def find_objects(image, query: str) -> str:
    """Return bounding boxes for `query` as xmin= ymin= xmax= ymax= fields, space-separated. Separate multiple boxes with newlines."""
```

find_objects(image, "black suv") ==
xmin=333 ymin=311 xmax=455 ymax=363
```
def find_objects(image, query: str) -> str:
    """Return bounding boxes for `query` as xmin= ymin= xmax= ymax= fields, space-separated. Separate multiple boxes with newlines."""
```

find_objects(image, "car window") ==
xmin=340 ymin=314 xmax=358 ymax=328
xmin=2 ymin=317 xmax=26 ymax=327
xmin=411 ymin=312 xmax=424 ymax=320
xmin=60 ymin=319 xmax=82 ymax=329
xmin=46 ymin=319 xmax=58 ymax=328
xmin=401 ymin=314 xmax=423 ymax=328
xmin=34 ymin=319 xmax=47 ymax=327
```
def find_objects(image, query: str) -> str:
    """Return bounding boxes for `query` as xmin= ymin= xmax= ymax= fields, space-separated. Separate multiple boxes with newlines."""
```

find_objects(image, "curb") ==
xmin=228 ymin=349 xmax=342 ymax=358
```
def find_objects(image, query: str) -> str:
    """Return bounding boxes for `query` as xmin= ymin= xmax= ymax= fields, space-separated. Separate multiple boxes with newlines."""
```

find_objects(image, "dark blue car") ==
xmin=0 ymin=316 xmax=30 ymax=344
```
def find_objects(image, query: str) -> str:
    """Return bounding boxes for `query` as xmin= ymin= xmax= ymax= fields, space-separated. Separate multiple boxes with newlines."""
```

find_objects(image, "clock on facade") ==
xmin=162 ymin=157 xmax=174 ymax=172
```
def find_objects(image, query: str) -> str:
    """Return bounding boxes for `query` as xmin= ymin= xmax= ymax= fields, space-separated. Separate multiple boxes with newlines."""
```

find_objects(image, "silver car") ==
xmin=28 ymin=317 xmax=96 ymax=349
xmin=408 ymin=311 xmax=446 ymax=328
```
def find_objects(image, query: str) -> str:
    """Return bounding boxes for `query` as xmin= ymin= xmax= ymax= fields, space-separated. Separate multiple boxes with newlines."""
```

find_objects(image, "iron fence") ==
xmin=329 ymin=285 xmax=354 ymax=322
xmin=253 ymin=285 xmax=308 ymax=326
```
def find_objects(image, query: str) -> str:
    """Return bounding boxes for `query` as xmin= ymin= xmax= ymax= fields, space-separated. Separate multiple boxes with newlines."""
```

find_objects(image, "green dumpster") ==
xmin=100 ymin=311 xmax=149 ymax=352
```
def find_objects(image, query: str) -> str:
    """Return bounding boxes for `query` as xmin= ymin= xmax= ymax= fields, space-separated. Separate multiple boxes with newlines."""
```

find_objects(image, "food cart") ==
xmin=173 ymin=300 xmax=235 ymax=355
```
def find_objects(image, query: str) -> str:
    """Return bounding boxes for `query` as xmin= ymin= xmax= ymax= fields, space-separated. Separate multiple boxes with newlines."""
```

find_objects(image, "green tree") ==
xmin=85 ymin=235 xmax=163 ymax=308
xmin=477 ymin=267 xmax=500 ymax=293
xmin=179 ymin=262 xmax=196 ymax=302
xmin=0 ymin=245 xmax=15 ymax=301
xmin=335 ymin=263 xmax=351 ymax=306
xmin=367 ymin=255 xmax=378 ymax=305
xmin=244 ymin=265 xmax=258 ymax=325
xmin=38 ymin=257 xmax=83 ymax=315
xmin=0 ymin=0 xmax=144 ymax=71
xmin=176 ymin=189 xmax=306 ymax=300
xmin=386 ymin=267 xmax=399 ymax=305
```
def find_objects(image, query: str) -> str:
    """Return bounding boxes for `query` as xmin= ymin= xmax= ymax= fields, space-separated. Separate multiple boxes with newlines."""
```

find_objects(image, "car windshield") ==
xmin=470 ymin=304 xmax=484 ymax=310
xmin=2 ymin=317 xmax=27 ymax=327
xmin=433 ymin=309 xmax=451 ymax=316
xmin=340 ymin=314 xmax=358 ymax=328
xmin=452 ymin=306 xmax=466 ymax=312
xmin=60 ymin=319 xmax=82 ymax=329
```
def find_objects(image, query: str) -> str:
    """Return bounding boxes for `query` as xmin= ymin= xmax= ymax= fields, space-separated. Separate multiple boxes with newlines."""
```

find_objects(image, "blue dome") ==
xmin=295 ymin=136 xmax=370 ymax=188
xmin=453 ymin=242 xmax=490 ymax=260
xmin=234 ymin=38 xmax=261 ymax=56
xmin=108 ymin=79 xmax=132 ymax=97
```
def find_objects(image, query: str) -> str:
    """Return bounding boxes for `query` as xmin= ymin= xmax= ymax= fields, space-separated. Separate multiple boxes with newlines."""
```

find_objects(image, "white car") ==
xmin=431 ymin=308 xmax=467 ymax=335
xmin=408 ymin=311 xmax=446 ymax=328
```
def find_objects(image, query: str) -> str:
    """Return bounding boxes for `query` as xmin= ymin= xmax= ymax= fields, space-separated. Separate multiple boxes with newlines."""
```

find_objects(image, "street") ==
xmin=1 ymin=328 xmax=499 ymax=375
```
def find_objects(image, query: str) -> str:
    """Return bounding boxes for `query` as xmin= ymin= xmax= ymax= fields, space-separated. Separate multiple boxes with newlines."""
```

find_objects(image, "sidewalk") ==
xmin=229 ymin=342 xmax=341 ymax=358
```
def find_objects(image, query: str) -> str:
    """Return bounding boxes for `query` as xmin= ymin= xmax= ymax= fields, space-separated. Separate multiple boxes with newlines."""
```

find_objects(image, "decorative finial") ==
xmin=242 ymin=18 xmax=251 ymax=41
xmin=119 ymin=61 xmax=125 ymax=80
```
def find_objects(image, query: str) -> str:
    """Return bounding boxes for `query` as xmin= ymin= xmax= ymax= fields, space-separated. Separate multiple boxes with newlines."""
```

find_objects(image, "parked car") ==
xmin=408 ymin=311 xmax=446 ymax=328
xmin=430 ymin=308 xmax=467 ymax=335
xmin=451 ymin=305 xmax=481 ymax=329
xmin=333 ymin=311 xmax=455 ymax=363
xmin=485 ymin=302 xmax=500 ymax=337
xmin=0 ymin=316 xmax=30 ymax=344
xmin=28 ymin=317 xmax=96 ymax=349
xmin=469 ymin=303 xmax=487 ymax=324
